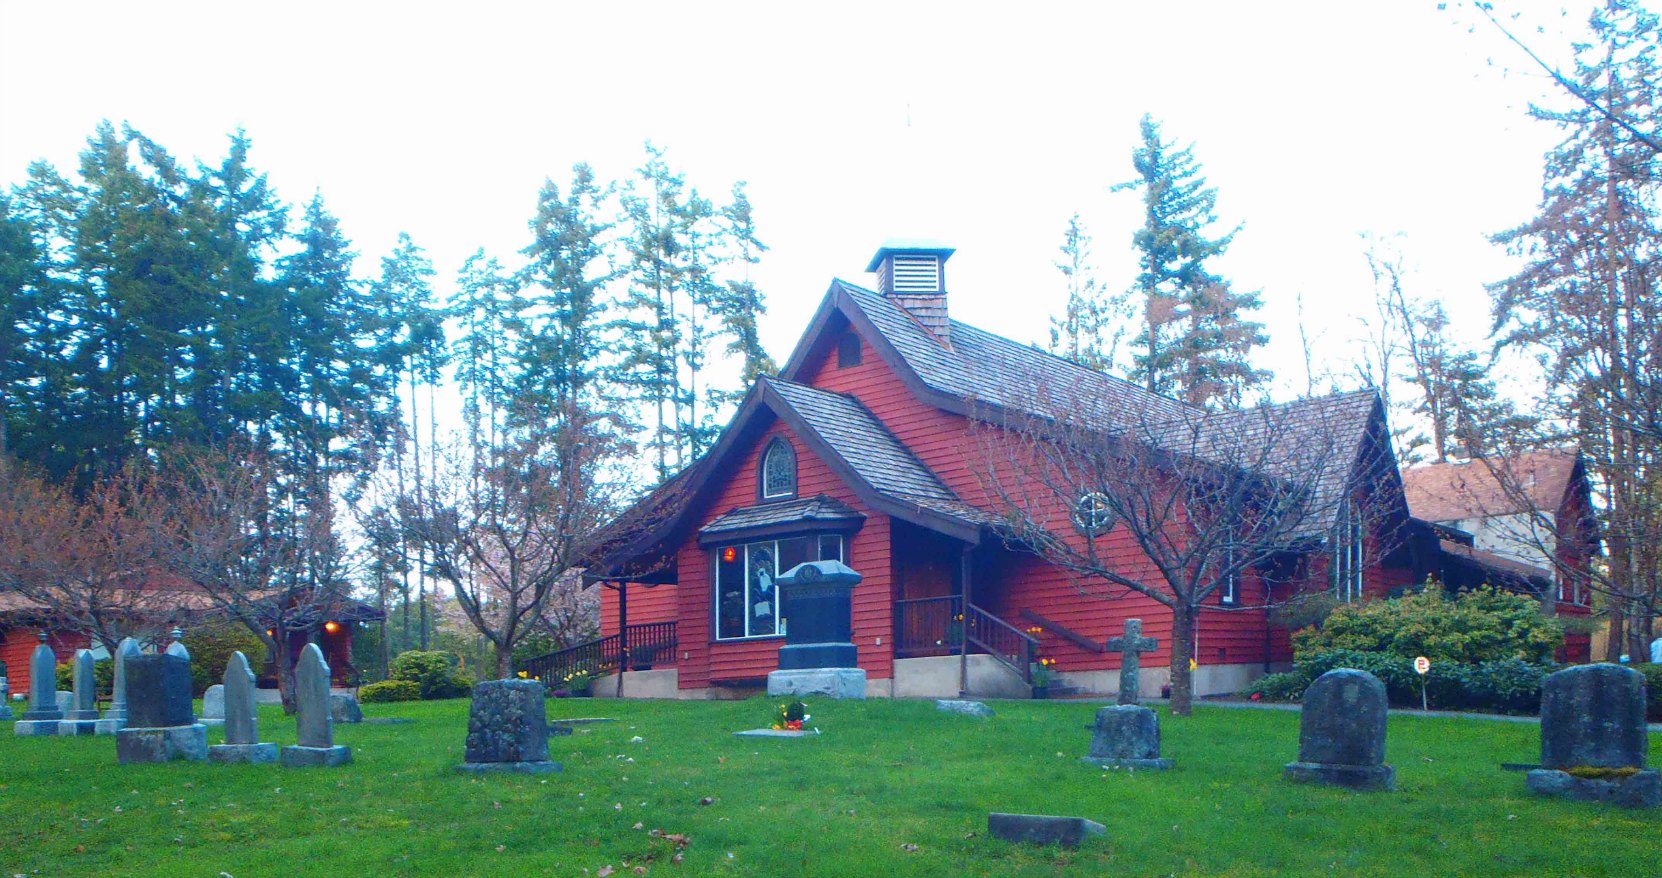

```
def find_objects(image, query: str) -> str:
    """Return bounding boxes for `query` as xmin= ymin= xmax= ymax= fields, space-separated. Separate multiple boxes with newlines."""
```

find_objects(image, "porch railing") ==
xmin=520 ymin=621 xmax=678 ymax=689
xmin=893 ymin=597 xmax=1038 ymax=685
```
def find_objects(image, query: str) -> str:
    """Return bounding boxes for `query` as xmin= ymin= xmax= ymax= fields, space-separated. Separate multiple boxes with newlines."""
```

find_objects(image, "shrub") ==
xmin=186 ymin=622 xmax=270 ymax=696
xmin=1250 ymin=649 xmax=1555 ymax=715
xmin=359 ymin=679 xmax=421 ymax=703
xmin=1242 ymin=670 xmax=1311 ymax=702
xmin=388 ymin=650 xmax=473 ymax=700
xmin=1291 ymin=586 xmax=1563 ymax=664
xmin=1635 ymin=664 xmax=1662 ymax=721
xmin=53 ymin=657 xmax=113 ymax=699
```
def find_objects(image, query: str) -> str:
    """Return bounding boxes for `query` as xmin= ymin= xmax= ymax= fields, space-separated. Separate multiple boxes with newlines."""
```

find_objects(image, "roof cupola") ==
xmin=867 ymin=240 xmax=954 ymax=347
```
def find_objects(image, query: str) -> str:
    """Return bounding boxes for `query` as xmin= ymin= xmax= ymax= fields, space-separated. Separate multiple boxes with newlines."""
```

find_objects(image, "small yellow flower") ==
xmin=517 ymin=670 xmax=528 ymax=678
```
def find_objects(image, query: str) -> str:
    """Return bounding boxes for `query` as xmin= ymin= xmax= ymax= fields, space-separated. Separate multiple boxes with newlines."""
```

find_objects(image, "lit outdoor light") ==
xmin=722 ymin=547 xmax=737 ymax=563
xmin=323 ymin=620 xmax=341 ymax=635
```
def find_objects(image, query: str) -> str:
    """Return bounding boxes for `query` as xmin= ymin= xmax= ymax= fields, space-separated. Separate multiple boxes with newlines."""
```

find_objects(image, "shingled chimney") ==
xmin=867 ymin=241 xmax=955 ymax=348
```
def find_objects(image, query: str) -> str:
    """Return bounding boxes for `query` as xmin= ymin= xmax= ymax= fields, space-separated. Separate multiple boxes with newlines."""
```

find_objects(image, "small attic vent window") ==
xmin=889 ymin=254 xmax=942 ymax=294
xmin=837 ymin=332 xmax=862 ymax=367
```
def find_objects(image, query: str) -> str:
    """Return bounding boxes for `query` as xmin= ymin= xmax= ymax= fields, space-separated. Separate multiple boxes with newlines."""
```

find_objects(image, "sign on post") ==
xmin=1413 ymin=656 xmax=1430 ymax=710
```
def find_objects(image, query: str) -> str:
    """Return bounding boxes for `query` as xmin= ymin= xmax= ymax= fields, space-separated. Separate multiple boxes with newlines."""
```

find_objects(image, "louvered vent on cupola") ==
xmin=866 ymin=241 xmax=956 ymax=348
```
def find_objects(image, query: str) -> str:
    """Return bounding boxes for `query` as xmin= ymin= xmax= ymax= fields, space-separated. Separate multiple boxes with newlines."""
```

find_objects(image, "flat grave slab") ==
xmin=987 ymin=813 xmax=1106 ymax=848
xmin=733 ymin=728 xmax=816 ymax=738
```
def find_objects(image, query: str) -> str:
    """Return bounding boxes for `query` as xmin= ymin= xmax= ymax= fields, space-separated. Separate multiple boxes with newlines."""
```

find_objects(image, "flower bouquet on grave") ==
xmin=560 ymin=667 xmax=594 ymax=697
xmin=770 ymin=699 xmax=810 ymax=731
xmin=1029 ymin=657 xmax=1058 ymax=697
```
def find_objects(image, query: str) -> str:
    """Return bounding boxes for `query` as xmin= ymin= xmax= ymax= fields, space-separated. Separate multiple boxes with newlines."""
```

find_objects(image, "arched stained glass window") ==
xmin=762 ymin=438 xmax=797 ymax=499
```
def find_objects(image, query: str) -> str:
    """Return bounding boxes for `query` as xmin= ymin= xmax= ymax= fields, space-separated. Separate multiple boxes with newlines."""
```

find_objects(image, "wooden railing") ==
xmin=894 ymin=595 xmax=963 ymax=657
xmin=894 ymin=597 xmax=1038 ymax=685
xmin=965 ymin=603 xmax=1039 ymax=685
xmin=520 ymin=621 xmax=678 ymax=689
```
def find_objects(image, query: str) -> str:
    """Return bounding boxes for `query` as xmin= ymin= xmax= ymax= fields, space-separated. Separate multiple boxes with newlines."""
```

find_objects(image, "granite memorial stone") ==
xmin=165 ymin=627 xmax=189 ymax=660
xmin=456 ymin=679 xmax=560 ymax=773
xmin=1082 ymin=704 xmax=1173 ymax=769
xmin=201 ymin=684 xmax=226 ymax=725
xmin=987 ymin=813 xmax=1106 ymax=848
xmin=58 ymin=649 xmax=102 ymax=734
xmin=767 ymin=560 xmax=867 ymax=699
xmin=1526 ymin=664 xmax=1658 ymax=808
xmin=95 ymin=637 xmax=141 ymax=733
xmin=1104 ymin=619 xmax=1158 ymax=706
xmin=15 ymin=632 xmax=64 ymax=735
xmin=117 ymin=653 xmax=207 ymax=763
xmin=0 ymin=659 xmax=11 ymax=720
xmin=279 ymin=643 xmax=352 ymax=767
xmin=209 ymin=651 xmax=276 ymax=764
xmin=329 ymin=693 xmax=364 ymax=724
xmin=936 ymin=699 xmax=995 ymax=718
xmin=1283 ymin=668 xmax=1395 ymax=791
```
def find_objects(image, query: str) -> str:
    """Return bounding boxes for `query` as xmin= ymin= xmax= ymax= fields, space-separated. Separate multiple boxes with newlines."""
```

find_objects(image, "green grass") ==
xmin=2 ymin=698 xmax=1657 ymax=877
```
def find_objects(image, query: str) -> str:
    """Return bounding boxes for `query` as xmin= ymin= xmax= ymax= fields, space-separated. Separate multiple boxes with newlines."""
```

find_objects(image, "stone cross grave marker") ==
xmin=1283 ymin=668 xmax=1395 ymax=791
xmin=457 ymin=679 xmax=560 ymax=773
xmin=279 ymin=642 xmax=352 ymax=767
xmin=15 ymin=632 xmax=64 ymax=735
xmin=1526 ymin=664 xmax=1659 ymax=808
xmin=1104 ymin=618 xmax=1157 ymax=706
xmin=209 ymin=651 xmax=276 ymax=764
xmin=116 ymin=652 xmax=207 ymax=763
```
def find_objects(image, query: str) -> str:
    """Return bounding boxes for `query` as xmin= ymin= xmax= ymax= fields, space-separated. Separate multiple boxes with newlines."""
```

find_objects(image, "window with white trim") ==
xmin=1331 ymin=497 xmax=1364 ymax=602
xmin=1220 ymin=539 xmax=1239 ymax=606
xmin=761 ymin=439 xmax=797 ymax=500
xmin=714 ymin=534 xmax=844 ymax=640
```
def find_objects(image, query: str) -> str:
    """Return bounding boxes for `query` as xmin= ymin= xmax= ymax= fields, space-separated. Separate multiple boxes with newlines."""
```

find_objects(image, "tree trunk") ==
xmin=272 ymin=637 xmax=298 ymax=716
xmin=494 ymin=645 xmax=514 ymax=682
xmin=1169 ymin=603 xmax=1196 ymax=716
xmin=1606 ymin=598 xmax=1626 ymax=662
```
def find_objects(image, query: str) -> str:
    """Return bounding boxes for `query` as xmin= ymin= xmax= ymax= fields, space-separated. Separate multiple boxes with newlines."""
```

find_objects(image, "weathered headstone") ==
xmin=1283 ymin=668 xmax=1395 ymax=790
xmin=456 ymin=679 xmax=560 ymax=773
xmin=58 ymin=649 xmax=102 ymax=734
xmin=95 ymin=637 xmax=141 ymax=733
xmin=279 ymin=643 xmax=352 ymax=767
xmin=1104 ymin=618 xmax=1158 ymax=706
xmin=15 ymin=632 xmax=64 ymax=735
xmin=209 ymin=651 xmax=276 ymax=764
xmin=329 ymin=693 xmax=364 ymax=724
xmin=1081 ymin=704 xmax=1173 ymax=769
xmin=54 ymin=691 xmax=73 ymax=713
xmin=165 ymin=628 xmax=189 ymax=660
xmin=1526 ymin=664 xmax=1659 ymax=808
xmin=766 ymin=561 xmax=867 ymax=699
xmin=936 ymin=699 xmax=995 ymax=718
xmin=987 ymin=813 xmax=1106 ymax=848
xmin=116 ymin=653 xmax=207 ymax=763
xmin=200 ymin=684 xmax=226 ymax=726
xmin=0 ymin=658 xmax=12 ymax=720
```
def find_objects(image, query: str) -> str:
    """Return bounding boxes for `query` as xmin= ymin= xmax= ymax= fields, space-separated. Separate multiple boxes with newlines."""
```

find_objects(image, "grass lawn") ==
xmin=2 ymin=697 xmax=1657 ymax=877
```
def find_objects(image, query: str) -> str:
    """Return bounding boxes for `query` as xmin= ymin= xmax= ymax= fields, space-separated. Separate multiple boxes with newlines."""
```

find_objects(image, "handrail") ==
xmin=1019 ymin=608 xmax=1105 ymax=653
xmin=520 ymin=621 xmax=678 ymax=689
xmin=964 ymin=603 xmax=1039 ymax=684
xmin=894 ymin=595 xmax=963 ymax=657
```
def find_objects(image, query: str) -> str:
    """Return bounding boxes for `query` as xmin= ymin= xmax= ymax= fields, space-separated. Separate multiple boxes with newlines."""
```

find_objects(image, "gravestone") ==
xmin=55 ymin=691 xmax=73 ymax=713
xmin=987 ymin=813 xmax=1106 ymax=848
xmin=279 ymin=643 xmax=352 ymax=767
xmin=165 ymin=627 xmax=189 ymax=659
xmin=936 ymin=699 xmax=995 ymax=718
xmin=58 ymin=649 xmax=102 ymax=734
xmin=766 ymin=561 xmax=866 ymax=699
xmin=1104 ymin=618 xmax=1158 ymax=706
xmin=329 ymin=693 xmax=364 ymax=724
xmin=1283 ymin=668 xmax=1395 ymax=791
xmin=1526 ymin=664 xmax=1659 ymax=808
xmin=209 ymin=651 xmax=276 ymax=764
xmin=117 ymin=653 xmax=207 ymax=763
xmin=15 ymin=632 xmax=64 ymax=735
xmin=456 ymin=679 xmax=560 ymax=773
xmin=1081 ymin=704 xmax=1172 ymax=769
xmin=201 ymin=684 xmax=226 ymax=726
xmin=0 ymin=658 xmax=11 ymax=720
xmin=95 ymin=638 xmax=141 ymax=733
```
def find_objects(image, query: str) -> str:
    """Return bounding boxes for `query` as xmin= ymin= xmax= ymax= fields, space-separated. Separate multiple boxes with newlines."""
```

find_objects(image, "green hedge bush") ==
xmin=1243 ymin=649 xmax=1555 ymax=715
xmin=1636 ymin=664 xmax=1662 ymax=721
xmin=186 ymin=622 xmax=270 ymax=696
xmin=388 ymin=650 xmax=474 ymax=700
xmin=1291 ymin=586 xmax=1563 ymax=664
xmin=53 ymin=657 xmax=113 ymax=699
xmin=359 ymin=679 xmax=421 ymax=703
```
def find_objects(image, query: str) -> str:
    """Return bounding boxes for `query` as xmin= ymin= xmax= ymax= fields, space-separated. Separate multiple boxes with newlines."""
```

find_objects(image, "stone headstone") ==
xmin=58 ymin=649 xmax=102 ymax=734
xmin=117 ymin=653 xmax=206 ymax=763
xmin=456 ymin=679 xmax=560 ymax=773
xmin=987 ymin=813 xmax=1106 ymax=848
xmin=55 ymin=691 xmax=73 ymax=712
xmin=936 ymin=699 xmax=995 ymax=718
xmin=201 ymin=684 xmax=226 ymax=725
xmin=1283 ymin=668 xmax=1394 ymax=791
xmin=96 ymin=637 xmax=141 ymax=733
xmin=1081 ymin=704 xmax=1172 ymax=769
xmin=15 ymin=633 xmax=64 ymax=734
xmin=0 ymin=664 xmax=11 ymax=721
xmin=209 ymin=651 xmax=276 ymax=764
xmin=1538 ymin=664 xmax=1648 ymax=770
xmin=767 ymin=561 xmax=866 ymax=699
xmin=1526 ymin=664 xmax=1658 ymax=808
xmin=1104 ymin=618 xmax=1158 ymax=706
xmin=329 ymin=693 xmax=363 ymax=724
xmin=279 ymin=643 xmax=351 ymax=767
xmin=165 ymin=627 xmax=189 ymax=660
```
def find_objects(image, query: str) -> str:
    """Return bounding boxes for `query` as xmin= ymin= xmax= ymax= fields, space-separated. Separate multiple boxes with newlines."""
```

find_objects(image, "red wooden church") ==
xmin=569 ymin=242 xmax=1589 ymax=700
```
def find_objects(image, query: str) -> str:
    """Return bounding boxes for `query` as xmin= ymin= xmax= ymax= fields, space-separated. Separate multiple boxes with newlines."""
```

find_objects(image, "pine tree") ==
xmin=1119 ymin=115 xmax=1268 ymax=408
xmin=1047 ymin=213 xmax=1124 ymax=372
xmin=709 ymin=183 xmax=776 ymax=405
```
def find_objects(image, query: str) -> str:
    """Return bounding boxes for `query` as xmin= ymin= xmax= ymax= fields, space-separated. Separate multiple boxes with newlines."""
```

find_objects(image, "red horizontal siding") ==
xmin=0 ymin=627 xmax=90 ymax=696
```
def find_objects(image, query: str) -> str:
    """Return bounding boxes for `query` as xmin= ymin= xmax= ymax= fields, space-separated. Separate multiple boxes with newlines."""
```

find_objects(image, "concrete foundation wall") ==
xmin=892 ymin=655 xmax=1029 ymax=699
xmin=1055 ymin=662 xmax=1284 ymax=699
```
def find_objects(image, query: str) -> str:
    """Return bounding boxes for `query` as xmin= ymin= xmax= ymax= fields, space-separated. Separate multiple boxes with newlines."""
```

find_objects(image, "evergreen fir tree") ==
xmin=1047 ymin=213 xmax=1123 ymax=373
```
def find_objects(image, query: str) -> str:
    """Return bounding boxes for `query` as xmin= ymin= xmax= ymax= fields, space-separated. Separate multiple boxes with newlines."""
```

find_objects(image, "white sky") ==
xmin=0 ymin=1 xmax=1582 ymax=408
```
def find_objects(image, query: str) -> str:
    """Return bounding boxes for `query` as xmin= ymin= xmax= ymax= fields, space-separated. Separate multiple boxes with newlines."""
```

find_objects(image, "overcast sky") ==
xmin=0 ymin=1 xmax=1581 ymax=404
